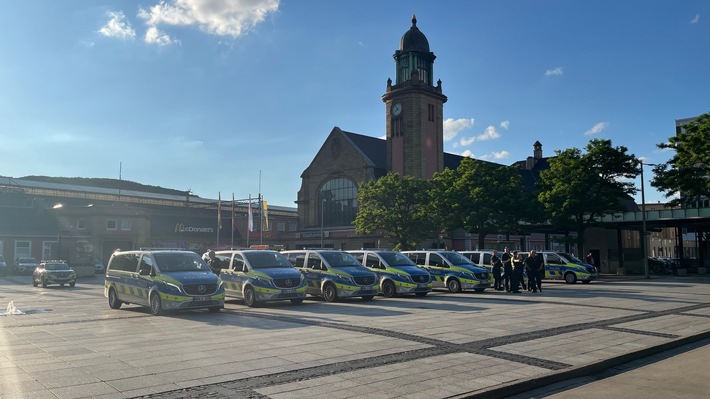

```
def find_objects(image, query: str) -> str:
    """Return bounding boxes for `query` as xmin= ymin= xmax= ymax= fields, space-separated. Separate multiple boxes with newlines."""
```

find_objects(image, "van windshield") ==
xmin=245 ymin=251 xmax=293 ymax=268
xmin=441 ymin=252 xmax=475 ymax=265
xmin=379 ymin=252 xmax=416 ymax=267
xmin=154 ymin=253 xmax=211 ymax=272
xmin=321 ymin=251 xmax=361 ymax=267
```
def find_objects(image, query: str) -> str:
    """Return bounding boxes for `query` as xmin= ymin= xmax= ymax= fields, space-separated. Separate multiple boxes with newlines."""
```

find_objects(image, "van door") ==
xmin=133 ymin=254 xmax=156 ymax=306
xmin=302 ymin=252 xmax=324 ymax=295
xmin=426 ymin=253 xmax=447 ymax=288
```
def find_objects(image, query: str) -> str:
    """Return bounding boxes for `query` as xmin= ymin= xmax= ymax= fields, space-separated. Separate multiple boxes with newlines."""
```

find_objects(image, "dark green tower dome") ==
xmin=399 ymin=15 xmax=430 ymax=52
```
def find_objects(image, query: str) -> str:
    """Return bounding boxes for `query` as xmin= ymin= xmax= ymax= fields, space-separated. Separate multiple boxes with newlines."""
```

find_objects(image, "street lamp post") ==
xmin=640 ymin=163 xmax=649 ymax=279
xmin=320 ymin=199 xmax=326 ymax=248
xmin=640 ymin=162 xmax=657 ymax=279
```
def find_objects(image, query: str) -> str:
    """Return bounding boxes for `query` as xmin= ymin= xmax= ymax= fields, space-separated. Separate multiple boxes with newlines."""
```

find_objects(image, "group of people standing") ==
xmin=491 ymin=247 xmax=544 ymax=293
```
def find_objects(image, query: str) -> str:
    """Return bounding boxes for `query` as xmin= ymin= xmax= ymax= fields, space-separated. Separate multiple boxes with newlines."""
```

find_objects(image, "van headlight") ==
xmin=162 ymin=281 xmax=182 ymax=294
xmin=334 ymin=274 xmax=354 ymax=285
xmin=252 ymin=275 xmax=273 ymax=287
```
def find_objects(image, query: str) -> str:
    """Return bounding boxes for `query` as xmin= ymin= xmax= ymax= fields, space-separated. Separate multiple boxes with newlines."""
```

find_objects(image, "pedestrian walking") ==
xmin=501 ymin=247 xmax=513 ymax=292
xmin=491 ymin=250 xmax=503 ymax=291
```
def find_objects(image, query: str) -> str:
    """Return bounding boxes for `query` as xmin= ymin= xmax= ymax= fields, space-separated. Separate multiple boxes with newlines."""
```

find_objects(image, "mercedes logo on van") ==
xmin=198 ymin=284 xmax=207 ymax=294
xmin=285 ymin=279 xmax=293 ymax=287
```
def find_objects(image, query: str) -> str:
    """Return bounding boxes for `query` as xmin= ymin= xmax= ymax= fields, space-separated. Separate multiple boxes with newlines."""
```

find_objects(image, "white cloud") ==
xmin=691 ymin=14 xmax=700 ymax=24
xmin=477 ymin=125 xmax=501 ymax=141
xmin=584 ymin=122 xmax=609 ymax=136
xmin=145 ymin=26 xmax=175 ymax=46
xmin=545 ymin=67 xmax=564 ymax=77
xmin=500 ymin=120 xmax=509 ymax=130
xmin=99 ymin=11 xmax=136 ymax=40
xmin=137 ymin=0 xmax=280 ymax=45
xmin=479 ymin=151 xmax=510 ymax=161
xmin=458 ymin=136 xmax=475 ymax=146
xmin=443 ymin=118 xmax=474 ymax=141
xmin=461 ymin=150 xmax=474 ymax=158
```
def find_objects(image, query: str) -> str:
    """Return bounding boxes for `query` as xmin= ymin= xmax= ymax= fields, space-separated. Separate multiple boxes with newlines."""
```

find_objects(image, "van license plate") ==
xmin=193 ymin=296 xmax=210 ymax=302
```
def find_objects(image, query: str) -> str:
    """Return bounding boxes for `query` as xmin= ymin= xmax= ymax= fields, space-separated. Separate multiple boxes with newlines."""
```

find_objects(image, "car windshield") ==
xmin=321 ymin=251 xmax=361 ymax=267
xmin=153 ymin=253 xmax=211 ymax=272
xmin=379 ymin=252 xmax=417 ymax=266
xmin=45 ymin=263 xmax=68 ymax=271
xmin=244 ymin=251 xmax=293 ymax=268
xmin=557 ymin=253 xmax=581 ymax=263
xmin=441 ymin=252 xmax=475 ymax=265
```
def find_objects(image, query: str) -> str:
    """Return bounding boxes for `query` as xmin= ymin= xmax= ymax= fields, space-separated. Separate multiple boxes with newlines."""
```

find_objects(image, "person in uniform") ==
xmin=511 ymin=250 xmax=526 ymax=292
xmin=491 ymin=250 xmax=503 ymax=291
xmin=207 ymin=250 xmax=223 ymax=275
xmin=501 ymin=247 xmax=513 ymax=292
xmin=524 ymin=249 xmax=541 ymax=293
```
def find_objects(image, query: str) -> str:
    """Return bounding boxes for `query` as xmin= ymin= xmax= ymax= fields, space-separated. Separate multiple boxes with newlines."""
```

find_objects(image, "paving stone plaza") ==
xmin=1 ymin=275 xmax=709 ymax=398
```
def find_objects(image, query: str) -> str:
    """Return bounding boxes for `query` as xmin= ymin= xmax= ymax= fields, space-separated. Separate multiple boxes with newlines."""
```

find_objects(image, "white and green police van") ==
xmin=105 ymin=249 xmax=225 ymax=316
xmin=539 ymin=251 xmax=597 ymax=283
xmin=348 ymin=250 xmax=432 ymax=298
xmin=212 ymin=249 xmax=307 ymax=307
xmin=282 ymin=249 xmax=379 ymax=302
xmin=402 ymin=250 xmax=491 ymax=293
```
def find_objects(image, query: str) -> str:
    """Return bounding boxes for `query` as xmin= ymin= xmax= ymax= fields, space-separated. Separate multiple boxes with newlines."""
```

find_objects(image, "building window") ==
xmin=428 ymin=104 xmax=435 ymax=122
xmin=393 ymin=118 xmax=403 ymax=137
xmin=121 ymin=219 xmax=132 ymax=231
xmin=77 ymin=219 xmax=86 ymax=230
xmin=107 ymin=220 xmax=117 ymax=230
xmin=289 ymin=223 xmax=298 ymax=232
xmin=42 ymin=241 xmax=57 ymax=260
xmin=318 ymin=178 xmax=358 ymax=227
xmin=277 ymin=222 xmax=286 ymax=232
xmin=15 ymin=241 xmax=31 ymax=258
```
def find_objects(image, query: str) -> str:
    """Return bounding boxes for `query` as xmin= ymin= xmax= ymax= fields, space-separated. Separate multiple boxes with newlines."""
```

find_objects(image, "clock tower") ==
xmin=382 ymin=15 xmax=447 ymax=179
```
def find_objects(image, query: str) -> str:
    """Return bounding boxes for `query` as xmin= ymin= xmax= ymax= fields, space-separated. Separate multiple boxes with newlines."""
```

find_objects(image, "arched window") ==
xmin=318 ymin=178 xmax=358 ymax=227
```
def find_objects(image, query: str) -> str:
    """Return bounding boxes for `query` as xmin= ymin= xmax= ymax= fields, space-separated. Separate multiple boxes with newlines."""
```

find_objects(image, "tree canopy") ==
xmin=430 ymin=157 xmax=525 ymax=249
xmin=537 ymin=139 xmax=639 ymax=254
xmin=651 ymin=112 xmax=710 ymax=207
xmin=354 ymin=172 xmax=436 ymax=250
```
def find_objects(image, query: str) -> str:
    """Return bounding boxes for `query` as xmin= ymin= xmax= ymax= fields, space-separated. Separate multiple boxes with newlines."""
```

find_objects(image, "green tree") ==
xmin=651 ymin=112 xmax=710 ymax=206
xmin=538 ymin=139 xmax=639 ymax=254
xmin=431 ymin=157 xmax=525 ymax=249
xmin=354 ymin=172 xmax=436 ymax=250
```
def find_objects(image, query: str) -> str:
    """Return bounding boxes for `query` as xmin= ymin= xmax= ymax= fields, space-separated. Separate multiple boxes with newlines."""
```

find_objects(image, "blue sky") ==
xmin=1 ymin=0 xmax=708 ymax=208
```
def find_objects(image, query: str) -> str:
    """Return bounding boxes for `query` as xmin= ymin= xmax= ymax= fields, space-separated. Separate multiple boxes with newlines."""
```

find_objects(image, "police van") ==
xmin=348 ymin=250 xmax=432 ymax=298
xmin=538 ymin=251 xmax=597 ymax=283
xmin=458 ymin=250 xmax=495 ymax=272
xmin=282 ymin=249 xmax=379 ymax=302
xmin=401 ymin=250 xmax=491 ymax=293
xmin=212 ymin=249 xmax=307 ymax=307
xmin=105 ymin=249 xmax=225 ymax=315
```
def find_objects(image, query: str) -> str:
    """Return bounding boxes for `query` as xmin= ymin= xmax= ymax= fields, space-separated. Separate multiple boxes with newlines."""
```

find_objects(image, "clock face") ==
xmin=392 ymin=102 xmax=402 ymax=116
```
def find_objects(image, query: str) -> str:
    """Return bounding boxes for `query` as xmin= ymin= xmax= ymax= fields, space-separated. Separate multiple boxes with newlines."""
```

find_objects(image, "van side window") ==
xmin=307 ymin=253 xmax=322 ymax=270
xmin=469 ymin=253 xmax=480 ymax=263
xmin=233 ymin=254 xmax=245 ymax=272
xmin=482 ymin=253 xmax=491 ymax=264
xmin=365 ymin=254 xmax=381 ymax=268
xmin=430 ymin=253 xmax=446 ymax=267
xmin=288 ymin=253 xmax=305 ymax=268
xmin=546 ymin=254 xmax=562 ymax=264
xmin=407 ymin=252 xmax=424 ymax=265
xmin=112 ymin=253 xmax=139 ymax=272
xmin=139 ymin=255 xmax=153 ymax=274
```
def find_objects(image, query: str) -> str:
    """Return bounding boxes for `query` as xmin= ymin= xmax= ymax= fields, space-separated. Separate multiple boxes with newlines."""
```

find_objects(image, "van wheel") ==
xmin=108 ymin=288 xmax=122 ymax=309
xmin=415 ymin=292 xmax=428 ymax=297
xmin=382 ymin=280 xmax=397 ymax=298
xmin=150 ymin=293 xmax=163 ymax=316
xmin=323 ymin=283 xmax=338 ymax=302
xmin=243 ymin=286 xmax=258 ymax=307
xmin=447 ymin=278 xmax=461 ymax=293
xmin=564 ymin=272 xmax=577 ymax=284
xmin=290 ymin=298 xmax=304 ymax=305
